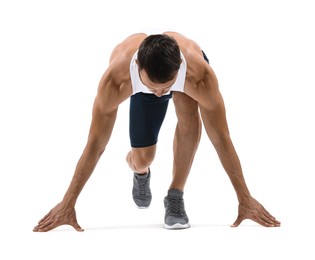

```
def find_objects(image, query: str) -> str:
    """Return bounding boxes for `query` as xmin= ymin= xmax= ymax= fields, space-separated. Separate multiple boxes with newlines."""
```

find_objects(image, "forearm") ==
xmin=60 ymin=96 xmax=118 ymax=207
xmin=199 ymin=95 xmax=251 ymax=203
xmin=214 ymin=137 xmax=251 ymax=202
xmin=62 ymin=145 xmax=104 ymax=207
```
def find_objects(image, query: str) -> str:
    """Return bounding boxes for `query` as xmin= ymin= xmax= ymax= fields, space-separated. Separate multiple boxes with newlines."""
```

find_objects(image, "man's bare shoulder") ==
xmin=95 ymin=33 xmax=149 ymax=109
xmin=164 ymin=32 xmax=200 ymax=52
xmin=109 ymin=33 xmax=147 ymax=64
xmin=105 ymin=33 xmax=146 ymax=84
xmin=99 ymin=33 xmax=145 ymax=90
xmin=164 ymin=33 xmax=218 ymax=100
xmin=164 ymin=32 xmax=206 ymax=72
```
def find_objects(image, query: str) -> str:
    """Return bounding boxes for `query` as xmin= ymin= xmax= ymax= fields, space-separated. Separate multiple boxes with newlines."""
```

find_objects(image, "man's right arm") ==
xmin=62 ymin=92 xmax=119 ymax=208
xmin=33 ymin=68 xmax=131 ymax=232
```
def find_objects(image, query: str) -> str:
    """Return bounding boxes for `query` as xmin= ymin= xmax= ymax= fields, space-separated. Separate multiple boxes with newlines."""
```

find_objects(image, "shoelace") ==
xmin=137 ymin=177 xmax=148 ymax=196
xmin=167 ymin=197 xmax=184 ymax=215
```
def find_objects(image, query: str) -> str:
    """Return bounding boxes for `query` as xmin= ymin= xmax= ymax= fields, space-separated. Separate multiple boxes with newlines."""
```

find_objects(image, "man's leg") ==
xmin=170 ymin=92 xmax=201 ymax=190
xmin=169 ymin=50 xmax=207 ymax=188
xmin=163 ymin=92 xmax=201 ymax=229
xmin=127 ymin=92 xmax=172 ymax=208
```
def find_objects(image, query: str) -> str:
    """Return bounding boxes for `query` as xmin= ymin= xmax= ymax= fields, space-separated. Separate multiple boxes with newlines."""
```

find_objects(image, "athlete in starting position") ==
xmin=33 ymin=32 xmax=280 ymax=231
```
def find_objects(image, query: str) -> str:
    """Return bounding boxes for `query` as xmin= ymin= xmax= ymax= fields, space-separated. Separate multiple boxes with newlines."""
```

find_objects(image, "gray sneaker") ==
xmin=132 ymin=169 xmax=152 ymax=208
xmin=164 ymin=189 xmax=190 ymax=229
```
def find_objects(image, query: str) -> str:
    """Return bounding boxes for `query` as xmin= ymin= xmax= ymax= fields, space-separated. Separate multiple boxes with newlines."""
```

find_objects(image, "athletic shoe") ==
xmin=164 ymin=188 xmax=190 ymax=229
xmin=132 ymin=169 xmax=152 ymax=208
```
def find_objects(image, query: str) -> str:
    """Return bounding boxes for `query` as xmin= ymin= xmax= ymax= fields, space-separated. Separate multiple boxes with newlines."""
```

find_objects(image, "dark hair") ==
xmin=137 ymin=34 xmax=181 ymax=83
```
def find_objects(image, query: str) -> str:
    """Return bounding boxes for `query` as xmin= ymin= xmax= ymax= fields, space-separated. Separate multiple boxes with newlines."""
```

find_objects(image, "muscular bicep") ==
xmin=86 ymin=75 xmax=130 ymax=151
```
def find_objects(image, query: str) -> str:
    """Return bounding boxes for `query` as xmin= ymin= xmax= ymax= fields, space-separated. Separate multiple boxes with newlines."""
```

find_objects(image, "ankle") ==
xmin=135 ymin=167 xmax=150 ymax=175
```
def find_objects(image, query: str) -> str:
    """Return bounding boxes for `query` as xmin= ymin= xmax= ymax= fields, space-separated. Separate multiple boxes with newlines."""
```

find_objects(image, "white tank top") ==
xmin=129 ymin=50 xmax=187 ymax=95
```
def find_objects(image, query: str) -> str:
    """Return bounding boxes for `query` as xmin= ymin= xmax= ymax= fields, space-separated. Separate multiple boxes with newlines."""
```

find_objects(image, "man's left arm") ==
xmin=197 ymin=72 xmax=280 ymax=227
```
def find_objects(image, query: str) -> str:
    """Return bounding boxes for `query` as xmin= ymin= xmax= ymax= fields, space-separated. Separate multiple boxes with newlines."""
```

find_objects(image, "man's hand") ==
xmin=33 ymin=202 xmax=84 ymax=232
xmin=231 ymin=196 xmax=281 ymax=227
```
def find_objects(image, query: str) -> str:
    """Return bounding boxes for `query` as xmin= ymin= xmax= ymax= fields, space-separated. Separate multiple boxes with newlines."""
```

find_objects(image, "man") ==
xmin=33 ymin=32 xmax=280 ymax=231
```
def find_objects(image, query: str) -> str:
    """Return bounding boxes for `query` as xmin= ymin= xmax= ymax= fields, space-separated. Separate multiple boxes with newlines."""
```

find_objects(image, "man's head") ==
xmin=137 ymin=34 xmax=181 ymax=85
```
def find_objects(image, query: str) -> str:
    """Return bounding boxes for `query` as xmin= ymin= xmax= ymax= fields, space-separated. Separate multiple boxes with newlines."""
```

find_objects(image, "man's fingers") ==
xmin=35 ymin=221 xmax=57 ymax=232
xmin=33 ymin=225 xmax=39 ymax=232
xmin=261 ymin=205 xmax=277 ymax=219
xmin=34 ymin=221 xmax=84 ymax=232
xmin=38 ymin=211 xmax=52 ymax=224
xmin=231 ymin=215 xmax=244 ymax=227
xmin=36 ymin=219 xmax=54 ymax=231
xmin=248 ymin=212 xmax=281 ymax=227
xmin=253 ymin=216 xmax=277 ymax=227
xmin=231 ymin=212 xmax=281 ymax=228
xmin=263 ymin=209 xmax=281 ymax=225
xmin=71 ymin=222 xmax=84 ymax=232
xmin=259 ymin=207 xmax=281 ymax=226
xmin=232 ymin=198 xmax=281 ymax=227
xmin=74 ymin=225 xmax=84 ymax=232
xmin=263 ymin=215 xmax=281 ymax=226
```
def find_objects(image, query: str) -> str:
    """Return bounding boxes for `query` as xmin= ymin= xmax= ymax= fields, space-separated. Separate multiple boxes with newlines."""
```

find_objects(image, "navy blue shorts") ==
xmin=129 ymin=50 xmax=209 ymax=148
xmin=129 ymin=92 xmax=172 ymax=147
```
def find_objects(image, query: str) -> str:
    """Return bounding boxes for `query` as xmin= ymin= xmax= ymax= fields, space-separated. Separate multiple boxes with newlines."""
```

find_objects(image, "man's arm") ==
xmin=33 ymin=69 xmax=131 ymax=232
xmin=196 ymin=69 xmax=280 ymax=227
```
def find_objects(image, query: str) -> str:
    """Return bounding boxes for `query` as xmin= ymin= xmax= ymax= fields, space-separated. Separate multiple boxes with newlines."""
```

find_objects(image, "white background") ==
xmin=1 ymin=0 xmax=314 ymax=259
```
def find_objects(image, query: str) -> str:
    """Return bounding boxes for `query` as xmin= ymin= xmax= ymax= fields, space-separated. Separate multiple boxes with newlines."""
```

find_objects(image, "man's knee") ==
xmin=126 ymin=145 xmax=156 ymax=173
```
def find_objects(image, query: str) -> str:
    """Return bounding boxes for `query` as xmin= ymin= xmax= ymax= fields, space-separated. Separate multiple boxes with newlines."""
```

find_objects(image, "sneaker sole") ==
xmin=164 ymin=223 xmax=190 ymax=230
xmin=133 ymin=198 xmax=152 ymax=209
xmin=136 ymin=206 xmax=150 ymax=209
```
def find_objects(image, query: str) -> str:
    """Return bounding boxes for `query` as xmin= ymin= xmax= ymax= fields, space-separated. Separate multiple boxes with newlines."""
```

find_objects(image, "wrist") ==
xmin=62 ymin=194 xmax=77 ymax=208
xmin=237 ymin=192 xmax=251 ymax=204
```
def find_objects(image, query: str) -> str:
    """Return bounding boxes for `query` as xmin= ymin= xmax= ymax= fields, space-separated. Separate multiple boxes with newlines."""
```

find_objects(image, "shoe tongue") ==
xmin=168 ymin=189 xmax=183 ymax=198
xmin=136 ymin=172 xmax=149 ymax=178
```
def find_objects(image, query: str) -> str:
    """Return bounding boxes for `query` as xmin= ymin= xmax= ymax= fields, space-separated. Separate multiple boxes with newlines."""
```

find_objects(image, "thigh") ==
xmin=129 ymin=92 xmax=172 ymax=148
xmin=172 ymin=92 xmax=200 ymax=123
